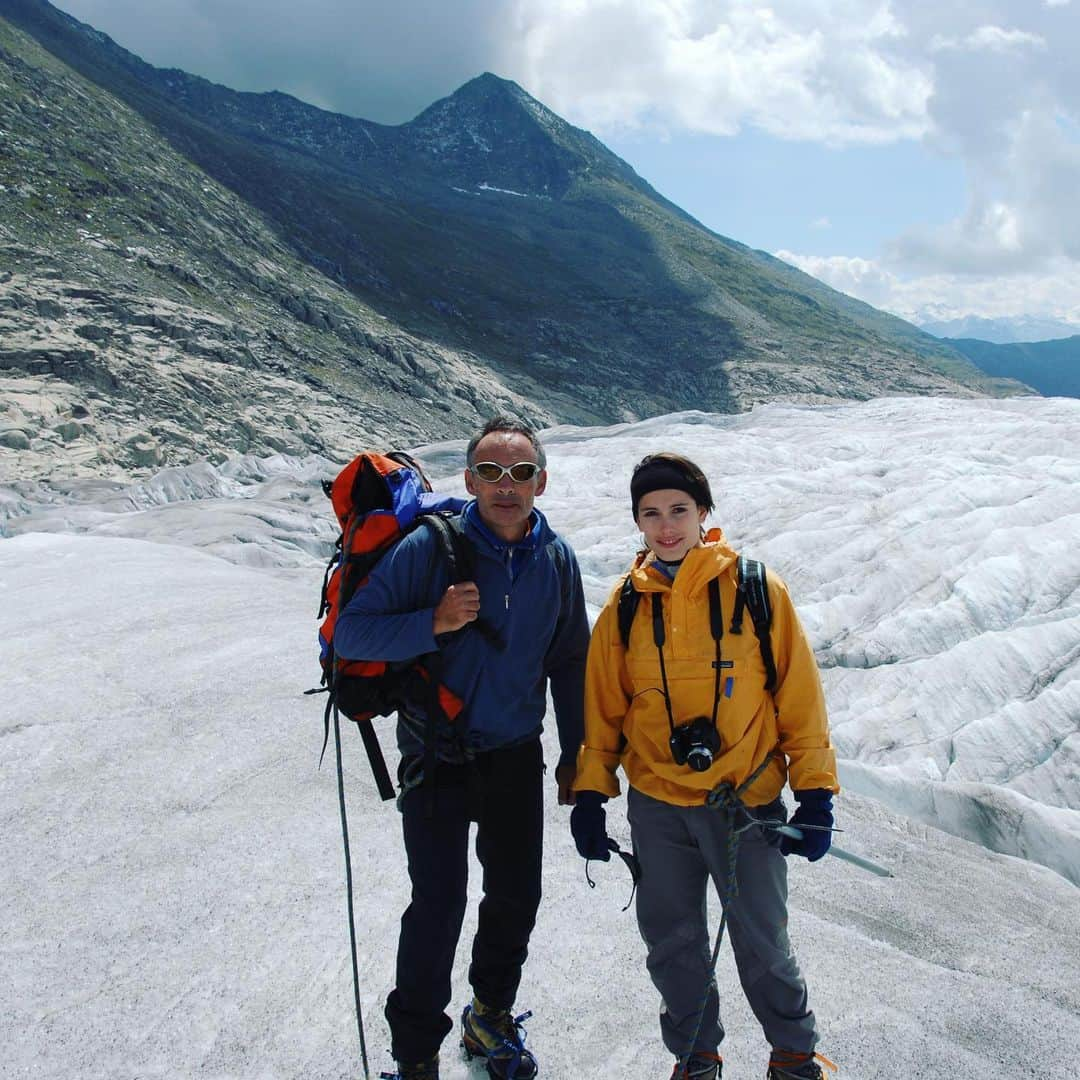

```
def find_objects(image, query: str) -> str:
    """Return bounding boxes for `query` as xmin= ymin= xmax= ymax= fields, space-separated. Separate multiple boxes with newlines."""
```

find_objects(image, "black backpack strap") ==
xmin=736 ymin=556 xmax=777 ymax=694
xmin=415 ymin=512 xmax=461 ymax=587
xmin=433 ymin=514 xmax=504 ymax=650
xmin=412 ymin=513 xmax=508 ymax=812
xmin=320 ymin=656 xmax=396 ymax=801
xmin=548 ymin=536 xmax=569 ymax=604
xmin=617 ymin=574 xmax=641 ymax=649
xmin=351 ymin=707 xmax=396 ymax=801
xmin=317 ymin=535 xmax=342 ymax=618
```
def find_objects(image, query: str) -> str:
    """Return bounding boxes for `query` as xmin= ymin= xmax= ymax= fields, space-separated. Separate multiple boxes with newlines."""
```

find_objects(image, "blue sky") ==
xmin=53 ymin=1 xmax=1080 ymax=332
xmin=605 ymin=128 xmax=968 ymax=257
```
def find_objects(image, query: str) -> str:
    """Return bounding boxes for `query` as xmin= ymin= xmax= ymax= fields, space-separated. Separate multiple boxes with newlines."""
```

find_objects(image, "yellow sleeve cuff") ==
xmin=573 ymin=747 xmax=622 ymax=798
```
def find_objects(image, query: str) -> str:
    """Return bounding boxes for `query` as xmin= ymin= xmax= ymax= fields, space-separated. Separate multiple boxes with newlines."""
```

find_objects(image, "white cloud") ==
xmin=811 ymin=217 xmax=832 ymax=230
xmin=774 ymin=249 xmax=1080 ymax=326
xmin=507 ymin=0 xmax=932 ymax=144
xmin=930 ymin=26 xmax=1047 ymax=53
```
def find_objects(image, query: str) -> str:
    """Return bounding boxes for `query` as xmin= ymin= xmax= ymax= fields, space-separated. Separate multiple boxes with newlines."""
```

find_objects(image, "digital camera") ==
xmin=669 ymin=717 xmax=721 ymax=772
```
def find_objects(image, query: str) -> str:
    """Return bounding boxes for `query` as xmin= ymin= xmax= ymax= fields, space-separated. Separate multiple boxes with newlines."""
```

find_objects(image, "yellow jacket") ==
xmin=575 ymin=531 xmax=838 ymax=807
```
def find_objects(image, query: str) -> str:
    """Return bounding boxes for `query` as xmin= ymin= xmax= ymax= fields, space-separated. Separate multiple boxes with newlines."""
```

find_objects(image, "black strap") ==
xmin=650 ymin=593 xmax=678 ymax=735
xmin=585 ymin=837 xmax=642 ymax=912
xmin=319 ymin=652 xmax=396 ymax=802
xmin=707 ymin=578 xmax=723 ymax=730
xmin=424 ymin=514 xmax=504 ymax=649
xmin=317 ymin=536 xmax=342 ymax=618
xmin=356 ymin=717 xmax=395 ymax=802
xmin=617 ymin=574 xmax=640 ymax=649
xmin=651 ymin=586 xmax=724 ymax=737
xmin=736 ymin=557 xmax=777 ymax=694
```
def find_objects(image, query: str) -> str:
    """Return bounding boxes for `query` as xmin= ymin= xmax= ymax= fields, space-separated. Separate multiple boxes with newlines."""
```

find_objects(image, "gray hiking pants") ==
xmin=627 ymin=786 xmax=818 ymax=1058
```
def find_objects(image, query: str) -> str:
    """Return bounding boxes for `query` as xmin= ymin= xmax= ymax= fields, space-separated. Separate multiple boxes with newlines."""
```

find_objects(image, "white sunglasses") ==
xmin=470 ymin=461 xmax=542 ymax=483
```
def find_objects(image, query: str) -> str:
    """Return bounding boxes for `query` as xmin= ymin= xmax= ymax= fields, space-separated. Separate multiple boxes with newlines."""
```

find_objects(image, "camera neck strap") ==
xmin=650 ymin=578 xmax=724 ymax=734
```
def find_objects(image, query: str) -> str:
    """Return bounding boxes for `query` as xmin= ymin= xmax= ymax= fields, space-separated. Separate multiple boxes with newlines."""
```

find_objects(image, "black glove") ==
xmin=570 ymin=790 xmax=611 ymax=861
xmin=779 ymin=789 xmax=834 ymax=862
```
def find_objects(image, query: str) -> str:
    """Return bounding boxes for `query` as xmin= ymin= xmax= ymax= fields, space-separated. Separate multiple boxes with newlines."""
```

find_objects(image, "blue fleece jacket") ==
xmin=333 ymin=501 xmax=589 ymax=768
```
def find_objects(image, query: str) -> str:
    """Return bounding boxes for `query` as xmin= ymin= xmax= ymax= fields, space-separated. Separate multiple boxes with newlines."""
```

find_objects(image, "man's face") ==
xmin=464 ymin=432 xmax=547 ymax=542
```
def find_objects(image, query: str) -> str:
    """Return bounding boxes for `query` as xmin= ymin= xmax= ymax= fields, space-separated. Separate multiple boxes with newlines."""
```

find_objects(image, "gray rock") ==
xmin=53 ymin=420 xmax=85 ymax=442
xmin=0 ymin=429 xmax=31 ymax=450
xmin=124 ymin=433 xmax=164 ymax=467
xmin=75 ymin=323 xmax=112 ymax=342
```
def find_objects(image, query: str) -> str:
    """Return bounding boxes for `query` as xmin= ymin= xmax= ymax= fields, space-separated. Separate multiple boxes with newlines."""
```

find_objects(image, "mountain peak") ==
xmin=403 ymin=71 xmax=632 ymax=196
xmin=452 ymin=71 xmax=522 ymax=99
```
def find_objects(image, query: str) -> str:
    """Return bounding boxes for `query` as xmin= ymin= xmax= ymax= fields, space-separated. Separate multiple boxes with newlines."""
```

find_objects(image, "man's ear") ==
xmin=465 ymin=469 xmax=477 ymax=496
xmin=534 ymin=469 xmax=548 ymax=497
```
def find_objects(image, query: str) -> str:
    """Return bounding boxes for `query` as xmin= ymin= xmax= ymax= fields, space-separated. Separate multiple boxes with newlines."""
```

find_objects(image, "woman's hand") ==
xmin=570 ymin=790 xmax=611 ymax=861
xmin=779 ymin=789 xmax=834 ymax=862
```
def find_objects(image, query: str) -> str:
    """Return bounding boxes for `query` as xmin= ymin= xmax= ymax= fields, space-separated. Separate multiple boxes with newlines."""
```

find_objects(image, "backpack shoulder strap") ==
xmin=418 ymin=511 xmax=467 ymax=585
xmin=424 ymin=513 xmax=504 ymax=650
xmin=735 ymin=555 xmax=778 ymax=694
xmin=545 ymin=536 xmax=573 ymax=613
xmin=616 ymin=573 xmax=641 ymax=649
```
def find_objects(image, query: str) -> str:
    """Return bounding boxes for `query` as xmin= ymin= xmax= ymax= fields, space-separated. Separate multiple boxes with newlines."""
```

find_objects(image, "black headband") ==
xmin=631 ymin=461 xmax=710 ymax=517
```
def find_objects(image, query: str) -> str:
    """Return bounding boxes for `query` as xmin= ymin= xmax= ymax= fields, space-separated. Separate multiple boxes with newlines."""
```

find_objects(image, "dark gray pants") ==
xmin=627 ymin=786 xmax=818 ymax=1058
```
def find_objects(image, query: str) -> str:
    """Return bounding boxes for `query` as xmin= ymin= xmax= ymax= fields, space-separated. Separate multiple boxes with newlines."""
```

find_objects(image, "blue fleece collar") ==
xmin=463 ymin=500 xmax=543 ymax=553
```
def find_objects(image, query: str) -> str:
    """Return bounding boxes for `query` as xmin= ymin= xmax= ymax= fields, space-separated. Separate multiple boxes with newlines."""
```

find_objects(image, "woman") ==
xmin=571 ymin=453 xmax=839 ymax=1080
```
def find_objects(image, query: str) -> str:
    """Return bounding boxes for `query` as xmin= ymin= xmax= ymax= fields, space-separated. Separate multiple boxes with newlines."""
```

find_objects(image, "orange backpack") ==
xmin=311 ymin=450 xmax=473 ymax=800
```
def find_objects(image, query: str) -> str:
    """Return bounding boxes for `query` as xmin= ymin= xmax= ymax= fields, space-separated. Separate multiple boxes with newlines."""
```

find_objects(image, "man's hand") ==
xmin=555 ymin=762 xmax=577 ymax=806
xmin=433 ymin=582 xmax=480 ymax=635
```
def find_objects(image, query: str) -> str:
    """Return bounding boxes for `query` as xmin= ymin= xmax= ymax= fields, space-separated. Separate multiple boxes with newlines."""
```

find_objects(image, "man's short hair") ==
xmin=466 ymin=416 xmax=547 ymax=469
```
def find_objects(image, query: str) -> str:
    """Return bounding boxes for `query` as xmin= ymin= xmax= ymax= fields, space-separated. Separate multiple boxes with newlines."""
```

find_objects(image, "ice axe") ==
xmin=773 ymin=822 xmax=894 ymax=878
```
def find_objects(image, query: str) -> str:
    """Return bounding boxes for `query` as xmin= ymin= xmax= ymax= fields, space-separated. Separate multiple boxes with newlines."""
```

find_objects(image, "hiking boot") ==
xmin=670 ymin=1051 xmax=722 ymax=1078
xmin=461 ymin=998 xmax=538 ymax=1079
xmin=767 ymin=1050 xmax=836 ymax=1079
xmin=378 ymin=1054 xmax=439 ymax=1080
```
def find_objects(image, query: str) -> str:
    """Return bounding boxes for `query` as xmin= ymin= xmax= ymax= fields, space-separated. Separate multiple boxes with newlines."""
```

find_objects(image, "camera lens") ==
xmin=686 ymin=746 xmax=714 ymax=772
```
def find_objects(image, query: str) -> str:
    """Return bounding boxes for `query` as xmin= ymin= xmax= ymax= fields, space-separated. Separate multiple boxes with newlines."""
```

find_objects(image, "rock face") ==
xmin=0 ymin=10 xmax=560 ymax=480
xmin=0 ymin=260 xmax=546 ymax=478
xmin=0 ymin=0 xmax=1026 ymax=483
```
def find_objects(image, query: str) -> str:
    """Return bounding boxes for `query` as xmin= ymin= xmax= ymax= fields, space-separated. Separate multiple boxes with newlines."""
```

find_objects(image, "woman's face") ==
xmin=636 ymin=488 xmax=707 ymax=562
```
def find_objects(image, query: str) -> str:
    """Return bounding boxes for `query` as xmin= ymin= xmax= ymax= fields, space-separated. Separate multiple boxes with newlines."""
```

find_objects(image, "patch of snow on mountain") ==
xmin=478 ymin=182 xmax=530 ymax=197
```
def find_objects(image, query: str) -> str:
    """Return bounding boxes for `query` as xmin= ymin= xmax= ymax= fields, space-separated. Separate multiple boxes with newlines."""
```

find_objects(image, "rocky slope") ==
xmin=0 ymin=14 xmax=562 ymax=481
xmin=0 ymin=0 xmax=1026 ymax=485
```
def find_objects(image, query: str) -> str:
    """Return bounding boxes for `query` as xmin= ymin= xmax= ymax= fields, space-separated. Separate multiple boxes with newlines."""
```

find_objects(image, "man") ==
xmin=335 ymin=417 xmax=589 ymax=1080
